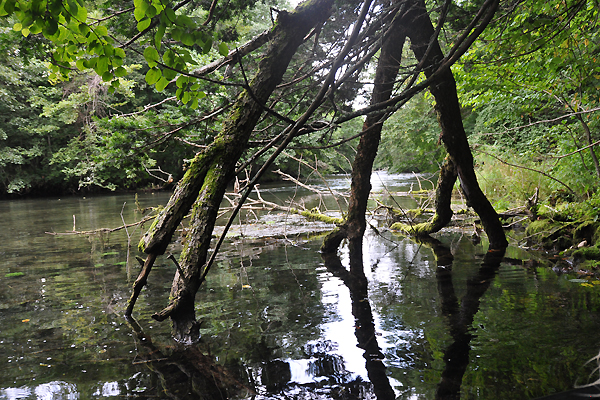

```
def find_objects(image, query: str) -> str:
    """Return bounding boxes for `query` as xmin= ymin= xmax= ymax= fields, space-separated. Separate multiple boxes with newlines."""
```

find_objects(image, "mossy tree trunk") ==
xmin=404 ymin=0 xmax=507 ymax=249
xmin=134 ymin=0 xmax=334 ymax=342
xmin=321 ymin=4 xmax=408 ymax=260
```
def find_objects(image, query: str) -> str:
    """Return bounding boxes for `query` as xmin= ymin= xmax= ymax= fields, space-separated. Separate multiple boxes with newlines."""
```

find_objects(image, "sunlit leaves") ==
xmin=0 ymin=0 xmax=233 ymax=106
xmin=145 ymin=67 xmax=162 ymax=85
xmin=143 ymin=46 xmax=159 ymax=68
xmin=218 ymin=42 xmax=229 ymax=56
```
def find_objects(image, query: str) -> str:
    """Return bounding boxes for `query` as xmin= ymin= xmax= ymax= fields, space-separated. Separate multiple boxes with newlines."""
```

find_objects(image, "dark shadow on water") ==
xmin=124 ymin=316 xmax=250 ymax=399
xmin=421 ymin=238 xmax=505 ymax=400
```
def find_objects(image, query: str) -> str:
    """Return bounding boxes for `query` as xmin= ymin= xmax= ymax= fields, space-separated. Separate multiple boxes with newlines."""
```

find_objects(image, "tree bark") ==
xmin=404 ymin=0 xmax=507 ymax=249
xmin=140 ymin=0 xmax=334 ymax=341
xmin=575 ymin=113 xmax=600 ymax=180
xmin=321 ymin=3 xmax=408 ymax=256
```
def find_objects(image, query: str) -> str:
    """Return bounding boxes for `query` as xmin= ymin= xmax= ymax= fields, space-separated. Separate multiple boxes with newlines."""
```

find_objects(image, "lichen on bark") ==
xmin=136 ymin=0 xmax=335 ymax=341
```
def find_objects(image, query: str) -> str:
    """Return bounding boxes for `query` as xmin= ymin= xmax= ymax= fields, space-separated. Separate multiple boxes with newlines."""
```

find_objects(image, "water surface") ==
xmin=1 ymin=173 xmax=599 ymax=399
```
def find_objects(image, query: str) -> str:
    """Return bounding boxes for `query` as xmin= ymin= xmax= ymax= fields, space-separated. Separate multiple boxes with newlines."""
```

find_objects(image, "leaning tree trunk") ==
xmin=321 ymin=3 xmax=408 ymax=260
xmin=132 ymin=0 xmax=334 ymax=342
xmin=402 ymin=0 xmax=508 ymax=249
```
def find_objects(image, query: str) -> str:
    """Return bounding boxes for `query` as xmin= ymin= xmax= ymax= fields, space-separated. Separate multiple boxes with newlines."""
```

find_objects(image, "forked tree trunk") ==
xmin=135 ymin=0 xmax=334 ymax=341
xmin=323 ymin=0 xmax=506 ymax=256
xmin=405 ymin=0 xmax=507 ymax=249
xmin=321 ymin=3 xmax=408 ymax=258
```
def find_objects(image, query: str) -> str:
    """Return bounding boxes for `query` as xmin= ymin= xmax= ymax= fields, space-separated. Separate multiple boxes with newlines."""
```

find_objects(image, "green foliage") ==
xmin=455 ymin=0 xmax=600 ymax=198
xmin=0 ymin=0 xmax=283 ymax=195
xmin=375 ymin=92 xmax=445 ymax=173
xmin=474 ymin=153 xmax=553 ymax=204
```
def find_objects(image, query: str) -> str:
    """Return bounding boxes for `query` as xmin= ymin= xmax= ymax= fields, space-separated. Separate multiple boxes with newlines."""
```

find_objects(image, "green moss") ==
xmin=138 ymin=214 xmax=161 ymax=252
xmin=579 ymin=260 xmax=600 ymax=270
xmin=297 ymin=209 xmax=343 ymax=224
xmin=525 ymin=219 xmax=576 ymax=249
xmin=572 ymin=246 xmax=600 ymax=260
xmin=390 ymin=221 xmax=433 ymax=235
xmin=525 ymin=219 xmax=557 ymax=236
xmin=5 ymin=272 xmax=24 ymax=278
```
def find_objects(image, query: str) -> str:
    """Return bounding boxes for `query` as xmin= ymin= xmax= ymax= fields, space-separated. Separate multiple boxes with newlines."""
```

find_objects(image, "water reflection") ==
xmin=421 ymin=238 xmax=505 ymax=400
xmin=322 ymin=251 xmax=396 ymax=399
xmin=124 ymin=316 xmax=248 ymax=399
xmin=3 ymin=178 xmax=600 ymax=399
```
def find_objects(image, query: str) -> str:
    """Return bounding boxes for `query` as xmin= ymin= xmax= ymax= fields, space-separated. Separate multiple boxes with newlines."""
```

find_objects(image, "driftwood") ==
xmin=45 ymin=214 xmax=156 ymax=236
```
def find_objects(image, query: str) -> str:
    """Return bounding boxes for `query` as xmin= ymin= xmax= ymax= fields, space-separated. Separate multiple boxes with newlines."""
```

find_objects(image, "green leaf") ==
xmin=145 ymin=67 xmax=162 ymax=84
xmin=146 ymin=5 xmax=157 ymax=18
xmin=95 ymin=55 xmax=109 ymax=74
xmin=218 ymin=42 xmax=229 ymax=57
xmin=163 ymin=67 xmax=177 ymax=81
xmin=114 ymin=66 xmax=127 ymax=77
xmin=175 ymin=14 xmax=194 ymax=28
xmin=75 ymin=59 xmax=86 ymax=70
xmin=103 ymin=45 xmax=114 ymax=56
xmin=137 ymin=17 xmax=151 ymax=32
xmin=164 ymin=7 xmax=176 ymax=24
xmin=94 ymin=25 xmax=108 ymax=38
xmin=102 ymin=71 xmax=113 ymax=82
xmin=155 ymin=76 xmax=169 ymax=92
xmin=155 ymin=24 xmax=165 ymax=50
xmin=202 ymin=38 xmax=213 ymax=54
xmin=114 ymin=47 xmax=126 ymax=58
xmin=176 ymin=75 xmax=188 ymax=88
xmin=78 ymin=22 xmax=89 ymax=35
xmin=134 ymin=0 xmax=149 ymax=21
xmin=143 ymin=46 xmax=159 ymax=68
xmin=181 ymin=33 xmax=194 ymax=46
xmin=3 ymin=0 xmax=15 ymax=14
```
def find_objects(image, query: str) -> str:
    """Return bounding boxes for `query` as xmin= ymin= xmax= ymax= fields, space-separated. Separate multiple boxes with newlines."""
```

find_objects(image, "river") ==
xmin=1 ymin=172 xmax=600 ymax=399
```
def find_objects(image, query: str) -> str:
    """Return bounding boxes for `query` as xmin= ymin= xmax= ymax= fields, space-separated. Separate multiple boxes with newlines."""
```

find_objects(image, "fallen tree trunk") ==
xmin=132 ymin=0 xmax=334 ymax=342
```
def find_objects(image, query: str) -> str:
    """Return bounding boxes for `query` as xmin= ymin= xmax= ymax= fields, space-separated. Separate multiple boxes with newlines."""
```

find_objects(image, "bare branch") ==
xmin=191 ymin=30 xmax=274 ymax=77
xmin=480 ymin=106 xmax=600 ymax=136
xmin=476 ymin=149 xmax=577 ymax=196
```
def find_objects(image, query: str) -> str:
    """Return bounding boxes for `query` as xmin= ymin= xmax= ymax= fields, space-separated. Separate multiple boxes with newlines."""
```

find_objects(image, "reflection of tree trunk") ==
xmin=419 ymin=238 xmax=505 ymax=400
xmin=134 ymin=0 xmax=334 ymax=341
xmin=125 ymin=316 xmax=249 ymax=399
xmin=403 ymin=0 xmax=507 ymax=249
xmin=321 ymin=252 xmax=396 ymax=399
xmin=321 ymin=3 xmax=407 ymax=257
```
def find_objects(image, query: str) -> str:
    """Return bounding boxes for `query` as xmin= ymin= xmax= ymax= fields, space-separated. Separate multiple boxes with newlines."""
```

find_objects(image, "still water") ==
xmin=1 ymin=172 xmax=600 ymax=399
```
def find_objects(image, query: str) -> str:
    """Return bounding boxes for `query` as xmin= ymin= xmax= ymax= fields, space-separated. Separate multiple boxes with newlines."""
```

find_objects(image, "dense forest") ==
xmin=1 ymin=0 xmax=596 ymax=202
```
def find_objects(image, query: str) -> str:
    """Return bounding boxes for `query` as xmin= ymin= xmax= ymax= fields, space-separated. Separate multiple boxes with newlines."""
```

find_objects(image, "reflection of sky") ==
xmin=0 ymin=381 xmax=79 ymax=400
xmin=1 ymin=380 xmax=125 ymax=399
xmin=283 ymin=231 xmax=420 ymax=394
